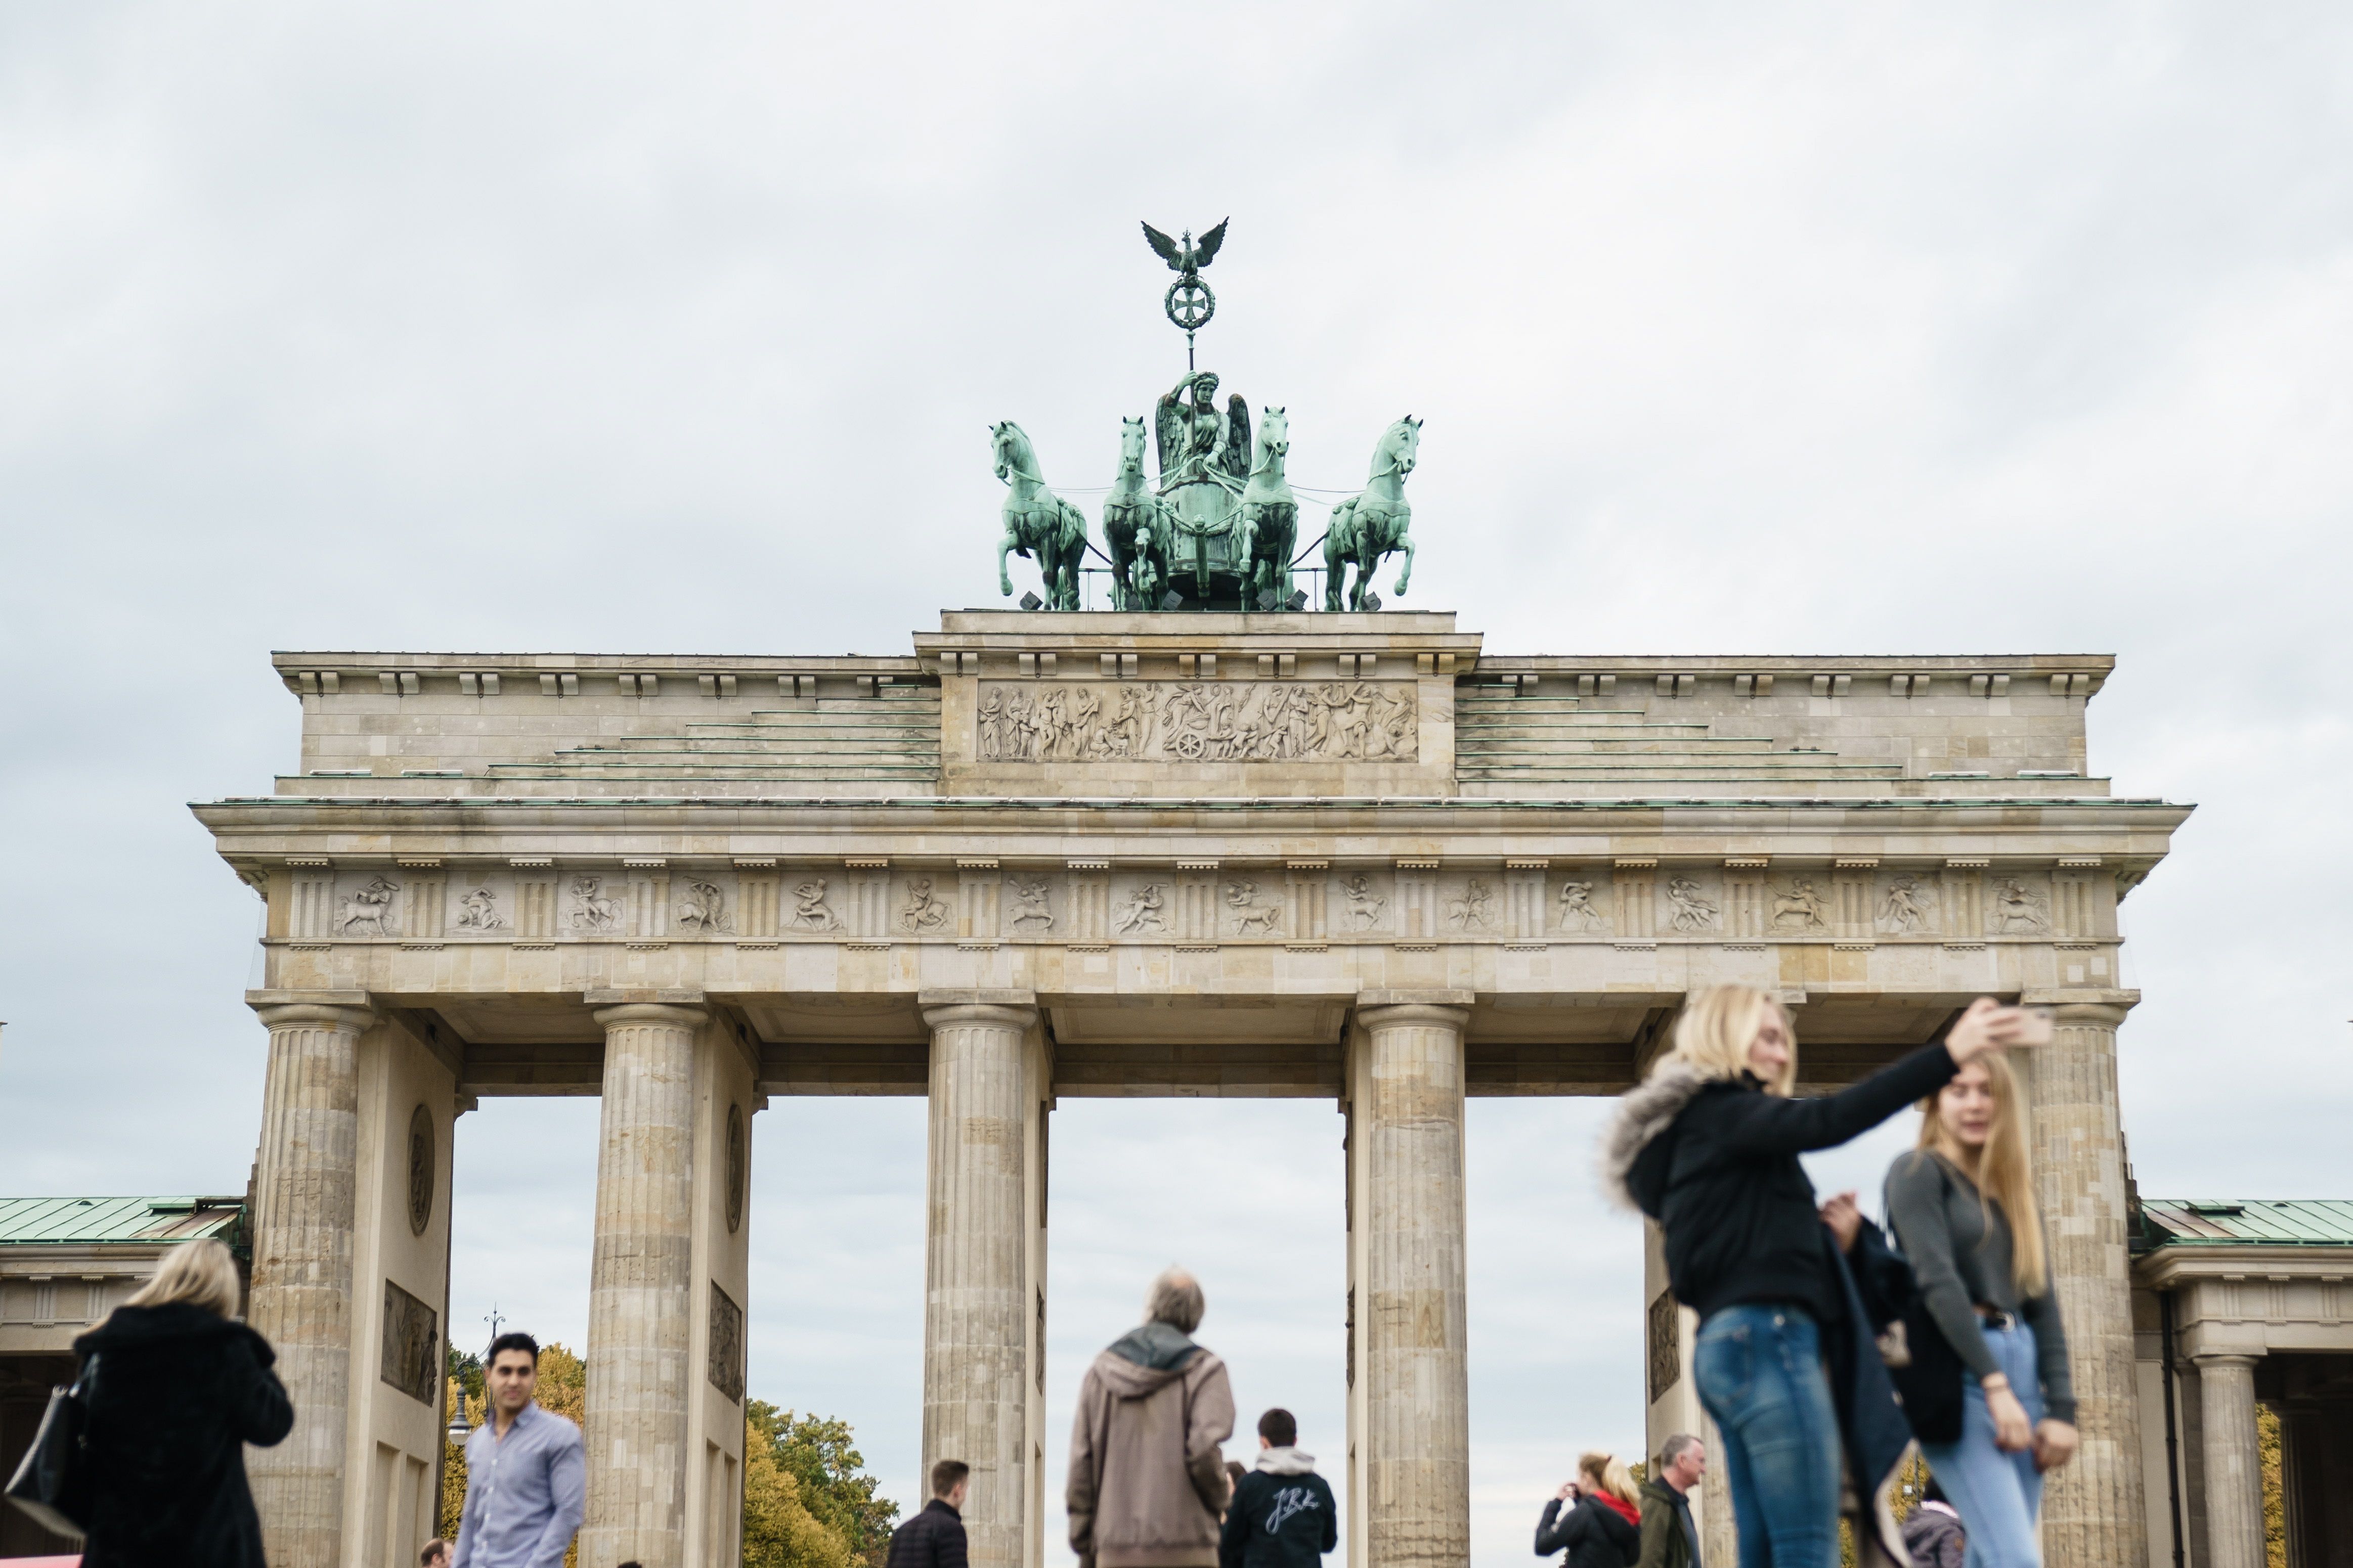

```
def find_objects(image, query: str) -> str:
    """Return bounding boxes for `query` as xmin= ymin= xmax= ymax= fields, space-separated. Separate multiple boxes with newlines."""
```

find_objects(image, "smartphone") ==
xmin=2011 ymin=1006 xmax=2055 ymax=1047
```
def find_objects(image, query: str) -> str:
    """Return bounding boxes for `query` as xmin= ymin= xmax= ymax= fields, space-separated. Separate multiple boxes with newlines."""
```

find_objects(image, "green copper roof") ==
xmin=2141 ymin=1199 xmax=2353 ymax=1247
xmin=0 ymin=1196 xmax=245 ymax=1247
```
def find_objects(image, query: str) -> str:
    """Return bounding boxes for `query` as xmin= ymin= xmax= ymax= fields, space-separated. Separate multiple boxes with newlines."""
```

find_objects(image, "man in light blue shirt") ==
xmin=453 ymin=1332 xmax=585 ymax=1568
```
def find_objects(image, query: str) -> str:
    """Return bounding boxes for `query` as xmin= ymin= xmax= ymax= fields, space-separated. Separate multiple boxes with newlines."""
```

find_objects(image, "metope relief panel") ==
xmin=1220 ymin=877 xmax=1284 ymax=937
xmin=1554 ymin=873 xmax=1610 ymax=935
xmin=452 ymin=874 xmax=517 ymax=935
xmin=1332 ymin=871 xmax=1393 ymax=935
xmin=1875 ymin=873 xmax=1939 ymax=936
xmin=1002 ymin=875 xmax=1057 ymax=937
xmin=1662 ymin=872 xmax=1722 ymax=935
xmin=897 ymin=876 xmax=953 ymax=935
xmin=974 ymin=680 xmax=1418 ymax=763
xmin=672 ymin=875 xmax=736 ymax=937
xmin=1110 ymin=877 xmax=1173 ymax=937
xmin=333 ymin=873 xmax=403 ymax=939
xmin=1985 ymin=874 xmax=2052 ymax=936
xmin=1436 ymin=874 xmax=1500 ymax=936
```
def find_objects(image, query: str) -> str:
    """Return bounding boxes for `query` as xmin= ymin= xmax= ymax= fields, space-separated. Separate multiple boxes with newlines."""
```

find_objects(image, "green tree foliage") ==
xmin=744 ymin=1403 xmax=900 ymax=1568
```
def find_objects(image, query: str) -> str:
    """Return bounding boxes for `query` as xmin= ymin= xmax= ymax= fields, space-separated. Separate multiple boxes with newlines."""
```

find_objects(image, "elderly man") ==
xmin=1637 ymin=1433 xmax=1707 ymax=1568
xmin=1067 ymin=1268 xmax=1237 ymax=1568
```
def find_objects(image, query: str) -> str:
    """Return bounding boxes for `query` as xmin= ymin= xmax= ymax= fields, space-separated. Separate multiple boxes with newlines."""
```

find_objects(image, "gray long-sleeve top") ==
xmin=1884 ymin=1149 xmax=2075 ymax=1422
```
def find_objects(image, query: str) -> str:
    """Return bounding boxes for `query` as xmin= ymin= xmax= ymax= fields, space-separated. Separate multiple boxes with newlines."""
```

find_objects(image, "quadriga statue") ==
xmin=992 ymin=420 xmax=1089 ymax=611
xmin=1324 ymin=415 xmax=1421 ymax=611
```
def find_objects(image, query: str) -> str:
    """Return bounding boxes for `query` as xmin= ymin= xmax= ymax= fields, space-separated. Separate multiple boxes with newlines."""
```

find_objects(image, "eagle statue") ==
xmin=1141 ymin=218 xmax=1228 ymax=280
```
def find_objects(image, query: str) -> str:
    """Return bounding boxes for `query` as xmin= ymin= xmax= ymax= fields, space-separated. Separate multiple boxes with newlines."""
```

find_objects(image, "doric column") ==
xmin=1354 ymin=994 xmax=1471 ymax=1568
xmin=584 ymin=1002 xmax=707 ymax=1568
xmin=2193 ymin=1355 xmax=2263 ymax=1568
xmin=2015 ymin=998 xmax=2149 ymax=1568
xmin=920 ymin=998 xmax=1041 ymax=1568
xmin=244 ymin=994 xmax=376 ymax=1567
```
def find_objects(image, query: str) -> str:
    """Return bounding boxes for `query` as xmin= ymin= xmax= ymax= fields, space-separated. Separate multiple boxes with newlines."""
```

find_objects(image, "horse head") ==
xmin=991 ymin=420 xmax=1034 ymax=484
xmin=1255 ymin=406 xmax=1289 ymax=470
xmin=1371 ymin=415 xmax=1421 ymax=481
xmin=1117 ymin=415 xmax=1148 ymax=476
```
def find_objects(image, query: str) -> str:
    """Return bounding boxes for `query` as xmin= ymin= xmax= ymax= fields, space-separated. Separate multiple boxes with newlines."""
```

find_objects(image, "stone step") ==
xmin=1460 ymin=738 xmax=1782 ymax=755
xmin=1454 ymin=761 xmax=1906 ymax=781
xmin=679 ymin=724 xmax=943 ymax=742
xmin=487 ymin=760 xmax=941 ymax=779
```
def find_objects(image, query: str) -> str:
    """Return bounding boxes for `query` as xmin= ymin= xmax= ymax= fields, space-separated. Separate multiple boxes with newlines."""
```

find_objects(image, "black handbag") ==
xmin=1875 ymin=1164 xmax=1968 ymax=1445
xmin=4 ymin=1352 xmax=95 ymax=1539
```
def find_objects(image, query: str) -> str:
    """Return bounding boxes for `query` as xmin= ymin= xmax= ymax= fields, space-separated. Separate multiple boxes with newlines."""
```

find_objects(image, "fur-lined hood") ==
xmin=1597 ymin=1058 xmax=1717 ymax=1213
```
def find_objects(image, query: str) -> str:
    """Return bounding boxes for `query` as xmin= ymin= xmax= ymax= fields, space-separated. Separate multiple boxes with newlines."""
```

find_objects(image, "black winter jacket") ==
xmin=1534 ymin=1494 xmax=1639 ymax=1568
xmin=886 ymin=1497 xmax=970 ymax=1568
xmin=70 ymin=1303 xmax=293 ymax=1568
xmin=1218 ymin=1455 xmax=1336 ymax=1568
xmin=1607 ymin=1043 xmax=1959 ymax=1323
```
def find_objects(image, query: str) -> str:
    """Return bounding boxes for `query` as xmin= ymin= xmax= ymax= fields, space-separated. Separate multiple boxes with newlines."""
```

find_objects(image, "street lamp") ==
xmin=446 ymin=1401 xmax=470 ymax=1447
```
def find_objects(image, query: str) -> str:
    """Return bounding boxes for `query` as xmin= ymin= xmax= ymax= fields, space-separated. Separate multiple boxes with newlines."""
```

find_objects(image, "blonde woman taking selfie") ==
xmin=1885 ymin=1051 xmax=2077 ymax=1568
xmin=1604 ymin=986 xmax=2031 ymax=1567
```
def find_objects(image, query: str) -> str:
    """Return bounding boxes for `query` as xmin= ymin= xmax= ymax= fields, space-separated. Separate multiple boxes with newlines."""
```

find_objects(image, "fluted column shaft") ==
xmin=245 ymin=1001 xmax=374 ymax=1568
xmin=2195 ymin=1355 xmax=2264 ymax=1568
xmin=2014 ymin=1002 xmax=2149 ymax=1568
xmin=921 ymin=1002 xmax=1037 ymax=1568
xmin=584 ymin=1003 xmax=706 ymax=1568
xmin=1357 ymin=1001 xmax=1470 ymax=1568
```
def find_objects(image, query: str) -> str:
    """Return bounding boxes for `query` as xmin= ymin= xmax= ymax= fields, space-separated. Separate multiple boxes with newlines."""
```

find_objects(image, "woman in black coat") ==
xmin=1533 ymin=1453 xmax=1641 ymax=1567
xmin=71 ymin=1236 xmax=293 ymax=1568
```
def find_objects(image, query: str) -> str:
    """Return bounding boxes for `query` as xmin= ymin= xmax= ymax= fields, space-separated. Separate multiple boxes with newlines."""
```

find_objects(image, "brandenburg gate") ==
xmin=198 ymin=615 xmax=2185 ymax=1567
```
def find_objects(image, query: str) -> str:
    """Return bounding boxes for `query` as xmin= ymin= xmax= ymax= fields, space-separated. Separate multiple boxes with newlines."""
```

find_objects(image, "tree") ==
xmin=745 ymin=1403 xmax=899 ymax=1568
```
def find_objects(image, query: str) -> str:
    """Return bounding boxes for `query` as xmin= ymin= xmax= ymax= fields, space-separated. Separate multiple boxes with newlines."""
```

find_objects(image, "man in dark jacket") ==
xmin=886 ymin=1459 xmax=971 ymax=1568
xmin=1217 ymin=1409 xmax=1336 ymax=1568
xmin=1635 ymin=1435 xmax=1704 ymax=1568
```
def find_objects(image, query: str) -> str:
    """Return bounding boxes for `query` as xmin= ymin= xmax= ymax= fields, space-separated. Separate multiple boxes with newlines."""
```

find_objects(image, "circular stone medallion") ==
xmin=726 ymin=1103 xmax=747 ymax=1234
xmin=406 ymin=1103 xmax=434 ymax=1235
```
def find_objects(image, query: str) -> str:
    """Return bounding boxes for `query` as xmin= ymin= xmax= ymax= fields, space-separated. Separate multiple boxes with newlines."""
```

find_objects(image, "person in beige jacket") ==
xmin=1067 ymin=1268 xmax=1237 ymax=1568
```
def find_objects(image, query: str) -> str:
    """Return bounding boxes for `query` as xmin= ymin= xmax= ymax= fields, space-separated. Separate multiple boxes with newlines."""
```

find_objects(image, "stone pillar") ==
xmin=584 ymin=1002 xmax=707 ymax=1568
xmin=1352 ymin=993 xmax=1471 ymax=1568
xmin=2192 ymin=1355 xmax=2263 ymax=1568
xmin=2015 ymin=999 xmax=2149 ymax=1568
xmin=243 ymin=995 xmax=375 ymax=1567
xmin=921 ymin=997 xmax=1043 ymax=1568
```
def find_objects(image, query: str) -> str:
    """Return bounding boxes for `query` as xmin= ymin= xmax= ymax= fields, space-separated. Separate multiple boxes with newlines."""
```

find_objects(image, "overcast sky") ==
xmin=4 ymin=5 xmax=2350 ymax=1564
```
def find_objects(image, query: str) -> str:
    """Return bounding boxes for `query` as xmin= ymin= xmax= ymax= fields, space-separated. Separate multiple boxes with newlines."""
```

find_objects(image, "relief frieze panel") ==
xmin=269 ymin=861 xmax=2097 ymax=948
xmin=975 ymin=680 xmax=1418 ymax=763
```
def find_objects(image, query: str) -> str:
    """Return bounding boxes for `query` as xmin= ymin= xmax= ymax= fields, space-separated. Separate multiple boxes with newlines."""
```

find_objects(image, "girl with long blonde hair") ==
xmin=1602 ymin=986 xmax=2034 ymax=1566
xmin=71 ymin=1236 xmax=293 ymax=1567
xmin=1886 ymin=1050 xmax=2078 ymax=1567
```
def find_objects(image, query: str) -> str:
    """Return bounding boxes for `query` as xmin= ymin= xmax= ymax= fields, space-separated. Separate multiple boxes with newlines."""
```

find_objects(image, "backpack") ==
xmin=1866 ymin=1162 xmax=1968 ymax=1445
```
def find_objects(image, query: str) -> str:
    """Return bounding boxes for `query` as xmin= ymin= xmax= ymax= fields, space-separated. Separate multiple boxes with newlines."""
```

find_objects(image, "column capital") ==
xmin=912 ymin=1001 xmax=1035 ymax=1034
xmin=2191 ymin=1351 xmax=2262 ymax=1370
xmin=2018 ymin=988 xmax=2140 ymax=1025
xmin=1356 ymin=989 xmax=1472 ymax=1031
xmin=246 ymin=990 xmax=376 ymax=1032
xmin=591 ymin=1002 xmax=709 ymax=1031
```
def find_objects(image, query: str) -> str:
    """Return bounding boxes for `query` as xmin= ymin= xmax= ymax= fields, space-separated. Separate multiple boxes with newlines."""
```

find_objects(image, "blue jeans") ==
xmin=1693 ymin=1305 xmax=1843 ymax=1568
xmin=1921 ymin=1321 xmax=2046 ymax=1568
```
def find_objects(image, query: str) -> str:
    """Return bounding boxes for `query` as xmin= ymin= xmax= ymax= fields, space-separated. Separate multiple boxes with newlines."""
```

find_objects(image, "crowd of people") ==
xmin=15 ymin=984 xmax=2065 ymax=1568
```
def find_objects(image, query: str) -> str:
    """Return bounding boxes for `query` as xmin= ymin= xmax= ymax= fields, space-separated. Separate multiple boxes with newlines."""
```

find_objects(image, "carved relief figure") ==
xmin=1667 ymin=876 xmax=1719 ymax=933
xmin=1990 ymin=878 xmax=2051 ymax=935
xmin=1224 ymin=880 xmax=1282 ymax=935
xmin=1445 ymin=879 xmax=1495 ymax=931
xmin=1340 ymin=874 xmax=1387 ymax=930
xmin=899 ymin=878 xmax=951 ymax=933
xmin=455 ymin=887 xmax=507 ymax=930
xmin=676 ymin=880 xmax=731 ymax=934
xmin=1771 ymin=879 xmax=1829 ymax=931
xmin=571 ymin=876 xmax=621 ymax=932
xmin=1008 ymin=877 xmax=1055 ymax=931
xmin=789 ymin=878 xmax=843 ymax=931
xmin=1557 ymin=880 xmax=1605 ymax=933
xmin=337 ymin=876 xmax=400 ymax=936
xmin=1114 ymin=883 xmax=1168 ymax=934
xmin=1878 ymin=875 xmax=1936 ymax=934
xmin=976 ymin=680 xmax=1417 ymax=764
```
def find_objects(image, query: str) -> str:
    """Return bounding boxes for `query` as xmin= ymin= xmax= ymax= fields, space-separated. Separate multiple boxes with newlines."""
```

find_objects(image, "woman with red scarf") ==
xmin=1534 ymin=1452 xmax=1642 ymax=1567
